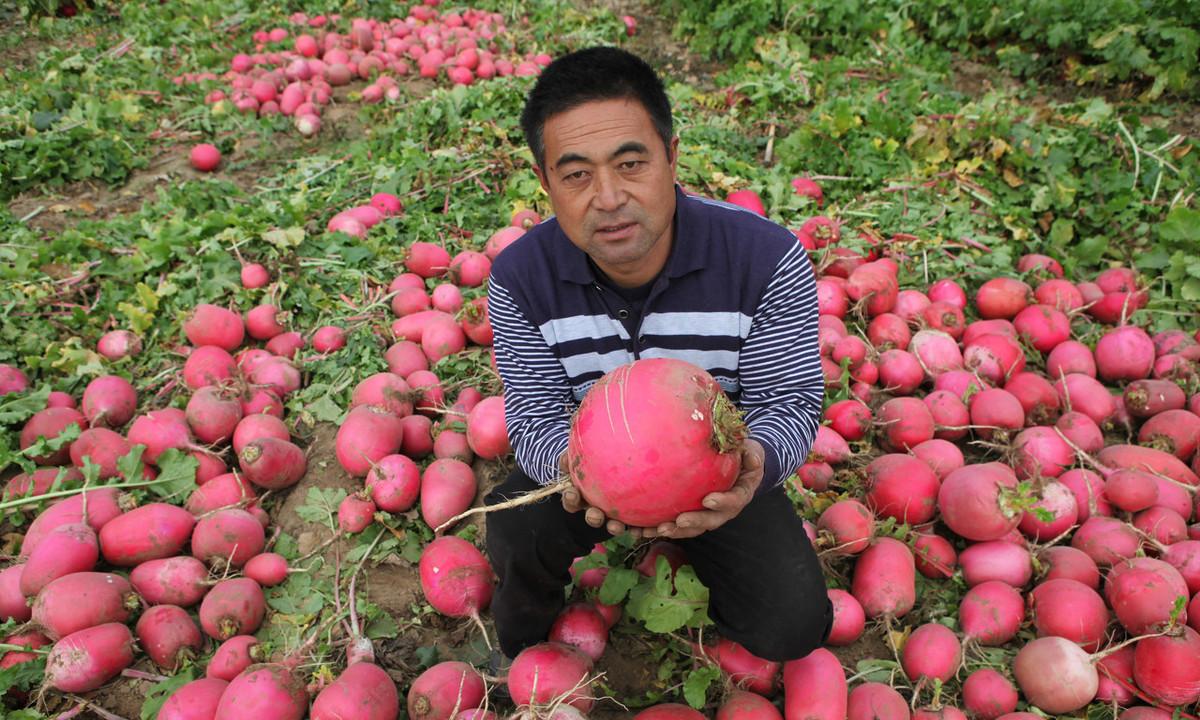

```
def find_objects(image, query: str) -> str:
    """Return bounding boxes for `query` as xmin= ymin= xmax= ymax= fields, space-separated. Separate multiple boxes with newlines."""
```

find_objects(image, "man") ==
xmin=484 ymin=46 xmax=829 ymax=664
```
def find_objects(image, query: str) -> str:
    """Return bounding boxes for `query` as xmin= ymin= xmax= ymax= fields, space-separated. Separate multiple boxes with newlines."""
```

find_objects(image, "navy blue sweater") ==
xmin=487 ymin=185 xmax=823 ymax=493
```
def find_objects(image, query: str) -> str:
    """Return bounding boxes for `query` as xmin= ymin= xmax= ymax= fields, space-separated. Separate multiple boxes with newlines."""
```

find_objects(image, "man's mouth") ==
xmin=596 ymin=222 xmax=635 ymax=234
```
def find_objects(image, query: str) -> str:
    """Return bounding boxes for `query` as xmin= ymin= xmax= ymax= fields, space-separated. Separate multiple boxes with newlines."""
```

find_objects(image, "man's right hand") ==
xmin=559 ymin=452 xmax=652 ymax=538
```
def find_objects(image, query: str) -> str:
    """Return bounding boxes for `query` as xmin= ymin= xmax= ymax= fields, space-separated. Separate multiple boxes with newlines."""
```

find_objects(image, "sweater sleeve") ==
xmin=487 ymin=278 xmax=575 ymax=485
xmin=738 ymin=242 xmax=824 ymax=492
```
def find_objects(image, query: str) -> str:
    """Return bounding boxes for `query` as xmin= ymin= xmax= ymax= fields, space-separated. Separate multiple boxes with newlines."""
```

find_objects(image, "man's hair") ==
xmin=520 ymin=46 xmax=673 ymax=169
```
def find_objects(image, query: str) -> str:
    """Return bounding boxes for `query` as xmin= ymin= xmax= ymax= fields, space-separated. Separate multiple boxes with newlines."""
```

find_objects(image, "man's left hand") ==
xmin=652 ymin=439 xmax=766 ymax=540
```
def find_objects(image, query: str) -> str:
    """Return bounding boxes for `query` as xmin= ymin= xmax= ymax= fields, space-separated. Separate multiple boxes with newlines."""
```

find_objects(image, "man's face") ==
xmin=534 ymin=97 xmax=678 ymax=283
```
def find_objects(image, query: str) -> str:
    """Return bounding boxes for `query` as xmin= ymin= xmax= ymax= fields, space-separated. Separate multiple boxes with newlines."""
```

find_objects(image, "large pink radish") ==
xmin=816 ymin=500 xmax=874 ymax=556
xmin=550 ymin=603 xmax=609 ymax=662
xmin=20 ymin=487 xmax=125 ymax=557
xmin=959 ymin=541 xmax=1032 ymax=588
xmin=419 ymin=536 xmax=494 ymax=621
xmin=137 ymin=604 xmax=203 ymax=670
xmin=186 ymin=472 xmax=257 ymax=515
xmin=183 ymin=345 xmax=238 ymax=389
xmin=366 ymin=454 xmax=421 ymax=512
xmin=184 ymin=303 xmax=244 ymax=350
xmin=44 ymin=622 xmax=135 ymax=692
xmin=507 ymin=642 xmax=595 ymax=712
xmin=1105 ymin=558 xmax=1189 ymax=634
xmin=69 ymin=428 xmax=132 ymax=479
xmin=848 ymin=682 xmax=909 ymax=720
xmin=938 ymin=463 xmax=1021 ymax=541
xmin=407 ymin=660 xmax=485 ymax=720
xmin=1139 ymin=409 xmax=1200 ymax=460
xmin=20 ymin=407 xmax=86 ymax=465
xmin=32 ymin=571 xmax=136 ymax=640
xmin=1053 ymin=373 xmax=1115 ymax=425
xmin=244 ymin=552 xmax=289 ymax=587
xmin=1012 ymin=636 xmax=1097 ymax=713
xmin=1095 ymin=325 xmax=1155 ymax=382
xmin=420 ymin=458 xmax=476 ymax=530
xmin=1005 ymin=372 xmax=1061 ymax=425
xmin=199 ymin=577 xmax=265 ymax=640
xmin=81 ymin=374 xmax=137 ymax=428
xmin=901 ymin=623 xmax=961 ymax=684
xmin=337 ymin=405 xmax=404 ymax=476
xmin=131 ymin=555 xmax=210 ymax=606
xmin=231 ymin=413 xmax=289 ymax=454
xmin=351 ymin=372 xmax=414 ymax=417
xmin=214 ymin=663 xmax=309 ymax=720
xmin=701 ymin=637 xmax=779 ymax=695
xmin=961 ymin=668 xmax=1017 ymax=720
xmin=864 ymin=453 xmax=939 ymax=524
xmin=716 ymin=690 xmax=783 ymax=720
xmin=0 ymin=565 xmax=29 ymax=622
xmin=466 ymin=395 xmax=510 ymax=461
xmin=1012 ymin=426 xmax=1073 ymax=480
xmin=959 ymin=581 xmax=1024 ymax=646
xmin=127 ymin=408 xmax=207 ymax=464
xmin=1095 ymin=645 xmax=1136 ymax=705
xmin=311 ymin=661 xmax=400 ymax=720
xmin=967 ymin=388 xmax=1025 ymax=439
xmin=851 ymin=537 xmax=915 ymax=619
xmin=239 ymin=437 xmax=306 ymax=489
xmin=207 ymin=635 xmax=261 ymax=681
xmin=192 ymin=508 xmax=266 ymax=568
xmin=975 ymin=277 xmax=1031 ymax=320
xmin=1125 ymin=379 xmax=1187 ymax=418
xmin=1071 ymin=516 xmax=1141 ymax=566
xmin=1099 ymin=444 xmax=1199 ymax=487
xmin=1132 ymin=626 xmax=1200 ymax=706
xmin=1039 ymin=546 xmax=1100 ymax=589
xmin=187 ymin=386 xmax=243 ymax=445
xmin=1058 ymin=468 xmax=1112 ymax=521
xmin=566 ymin=359 xmax=745 ymax=526
xmin=158 ymin=677 xmax=229 ymax=720
xmin=1028 ymin=579 xmax=1108 ymax=651
xmin=1016 ymin=481 xmax=1077 ymax=540
xmin=99 ymin=503 xmax=195 ymax=566
xmin=782 ymin=648 xmax=846 ymax=720
xmin=20 ymin=522 xmax=98 ymax=596
xmin=5 ymin=465 xmax=82 ymax=500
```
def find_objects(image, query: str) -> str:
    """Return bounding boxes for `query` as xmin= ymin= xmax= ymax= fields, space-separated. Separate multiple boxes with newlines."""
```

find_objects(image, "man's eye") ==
xmin=620 ymin=160 xmax=642 ymax=170
xmin=563 ymin=170 xmax=587 ymax=182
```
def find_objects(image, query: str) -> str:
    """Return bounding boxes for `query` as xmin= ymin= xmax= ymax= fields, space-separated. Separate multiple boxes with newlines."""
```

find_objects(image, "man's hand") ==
xmin=652 ymin=439 xmax=765 ymax=540
xmin=560 ymin=440 xmax=767 ymax=541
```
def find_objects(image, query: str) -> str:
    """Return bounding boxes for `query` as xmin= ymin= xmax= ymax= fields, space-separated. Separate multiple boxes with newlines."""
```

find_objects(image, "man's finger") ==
xmin=606 ymin=518 xmax=628 ymax=536
xmin=584 ymin=507 xmax=607 ymax=528
xmin=562 ymin=487 xmax=581 ymax=511
xmin=674 ymin=509 xmax=727 ymax=533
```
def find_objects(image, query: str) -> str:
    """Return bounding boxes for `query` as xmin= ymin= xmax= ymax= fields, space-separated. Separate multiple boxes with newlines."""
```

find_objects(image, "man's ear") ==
xmin=533 ymin=165 xmax=550 ymax=194
xmin=668 ymin=136 xmax=680 ymax=177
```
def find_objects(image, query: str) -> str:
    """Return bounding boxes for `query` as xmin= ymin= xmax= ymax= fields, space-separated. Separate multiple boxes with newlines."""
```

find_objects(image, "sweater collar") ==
xmin=556 ymin=184 xmax=707 ymax=285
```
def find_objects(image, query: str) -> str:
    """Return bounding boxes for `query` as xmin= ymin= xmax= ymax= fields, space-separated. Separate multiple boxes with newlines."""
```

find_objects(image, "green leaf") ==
xmin=141 ymin=668 xmax=196 ymax=720
xmin=295 ymin=486 xmax=348 ymax=528
xmin=1182 ymin=278 xmax=1200 ymax=302
xmin=683 ymin=665 xmax=720 ymax=709
xmin=598 ymin=567 xmax=639 ymax=606
xmin=263 ymin=226 xmax=306 ymax=249
xmin=116 ymin=445 xmax=147 ymax=485
xmin=0 ymin=386 xmax=51 ymax=426
xmin=0 ymin=652 xmax=45 ymax=698
xmin=1160 ymin=207 xmax=1200 ymax=243
xmin=365 ymin=612 xmax=400 ymax=640
xmin=627 ymin=561 xmax=710 ymax=633
xmin=20 ymin=421 xmax=80 ymax=461
xmin=149 ymin=448 xmax=199 ymax=500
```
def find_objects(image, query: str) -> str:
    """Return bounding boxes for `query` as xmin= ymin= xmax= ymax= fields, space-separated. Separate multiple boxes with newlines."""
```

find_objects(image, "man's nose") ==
xmin=592 ymin=168 xmax=626 ymax=212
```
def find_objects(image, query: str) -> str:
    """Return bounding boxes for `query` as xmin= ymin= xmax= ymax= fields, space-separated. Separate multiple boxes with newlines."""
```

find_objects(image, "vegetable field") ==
xmin=1 ymin=1 xmax=1199 ymax=719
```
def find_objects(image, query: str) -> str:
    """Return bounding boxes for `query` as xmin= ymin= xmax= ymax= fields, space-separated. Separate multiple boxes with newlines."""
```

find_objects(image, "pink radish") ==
xmin=1104 ymin=469 xmax=1159 ymax=512
xmin=32 ymin=571 xmax=137 ymax=639
xmin=1030 ymin=577 xmax=1109 ymax=651
xmin=68 ymin=429 xmax=130 ymax=479
xmin=244 ymin=552 xmax=289 ymax=587
xmin=912 ymin=439 xmax=964 ymax=480
xmin=312 ymin=325 xmax=346 ymax=353
xmin=975 ymin=278 xmax=1031 ymax=319
xmin=183 ymin=345 xmax=238 ymax=389
xmin=401 ymin=414 xmax=434 ymax=458
xmin=1125 ymin=379 xmax=1187 ymax=417
xmin=864 ymin=453 xmax=939 ymax=524
xmin=485 ymin=226 xmax=524 ymax=259
xmin=420 ymin=458 xmax=476 ymax=530
xmin=924 ymin=390 xmax=969 ymax=441
xmin=137 ymin=604 xmax=203 ymax=669
xmin=44 ymin=622 xmax=135 ymax=692
xmin=407 ymin=242 xmax=451 ymax=278
xmin=938 ymin=463 xmax=1020 ymax=541
xmin=851 ymin=537 xmax=915 ymax=618
xmin=245 ymin=304 xmax=288 ymax=340
xmin=1095 ymin=325 xmax=1155 ymax=382
xmin=248 ymin=356 xmax=301 ymax=396
xmin=241 ymin=386 xmax=284 ymax=417
xmin=816 ymin=500 xmax=873 ymax=555
xmin=407 ymin=661 xmax=486 ymax=720
xmin=215 ymin=663 xmax=309 ymax=720
xmin=1139 ymin=409 xmax=1200 ymax=459
xmin=20 ymin=487 xmax=125 ymax=557
xmin=338 ymin=493 xmax=377 ymax=533
xmin=716 ymin=690 xmax=783 ymax=720
xmin=782 ymin=648 xmax=846 ymax=720
xmin=352 ymin=372 xmax=414 ymax=417
xmin=130 ymin=555 xmax=210 ymax=606
xmin=449 ymin=250 xmax=491 ymax=287
xmin=914 ymin=533 xmax=957 ymax=579
xmin=433 ymin=428 xmax=474 ymax=464
xmin=877 ymin=349 xmax=923 ymax=394
xmin=0 ymin=565 xmax=29 ymax=622
xmin=97 ymin=330 xmax=142 ymax=360
xmin=961 ymin=668 xmax=1017 ymax=720
xmin=386 ymin=340 xmax=429 ymax=376
xmin=184 ymin=304 xmax=243 ymax=350
xmin=1013 ymin=304 xmax=1070 ymax=352
xmin=1095 ymin=645 xmax=1136 ymax=704
xmin=909 ymin=329 xmax=963 ymax=377
xmin=1012 ymin=426 xmax=1074 ymax=480
xmin=100 ymin=503 xmax=195 ymax=566
xmin=1046 ymin=340 xmax=1097 ymax=379
xmin=186 ymin=472 xmax=257 ymax=515
xmin=20 ymin=522 xmax=98 ymax=596
xmin=366 ymin=454 xmax=421 ymax=512
xmin=1035 ymin=279 xmax=1084 ymax=311
xmin=1054 ymin=373 xmax=1115 ymax=425
xmin=1105 ymin=557 xmax=1189 ymax=634
xmin=419 ymin=536 xmax=494 ymax=624
xmin=1005 ymin=372 xmax=1061 ymax=425
xmin=186 ymin=385 xmax=243 ymax=445
xmin=199 ymin=577 xmax=265 ymax=640
xmin=392 ymin=287 xmax=432 ymax=317
xmin=1132 ymin=626 xmax=1200 ymax=706
xmin=207 ymin=634 xmax=261 ymax=682
xmin=232 ymin=413 xmax=289 ymax=454
xmin=81 ymin=375 xmax=137 ymax=428
xmin=1071 ymin=516 xmax=1140 ymax=566
xmin=239 ymin=437 xmax=307 ymax=489
xmin=1058 ymin=468 xmax=1111 ymax=521
xmin=968 ymin=388 xmax=1025 ymax=440
xmin=192 ymin=508 xmax=266 ymax=568
xmin=876 ymin=397 xmax=934 ymax=451
xmin=1055 ymin=411 xmax=1103 ymax=454
xmin=159 ymin=678 xmax=229 ymax=720
xmin=1013 ymin=636 xmax=1098 ymax=713
xmin=901 ymin=623 xmax=961 ymax=684
xmin=702 ymin=637 xmax=779 ymax=695
xmin=1040 ymin=546 xmax=1100 ymax=588
xmin=311 ymin=662 xmax=400 ymax=720
xmin=1016 ymin=481 xmax=1077 ymax=540
xmin=266 ymin=331 xmax=304 ymax=358
xmin=1098 ymin=443 xmax=1199 ymax=486
xmin=337 ymin=406 xmax=404 ymax=476
xmin=241 ymin=262 xmax=269 ymax=289
xmin=825 ymin=400 xmax=872 ymax=441
xmin=422 ymin=320 xmax=467 ymax=362
xmin=795 ymin=461 xmax=834 ymax=491
xmin=507 ymin=642 xmax=594 ymax=712
xmin=848 ymin=682 xmax=909 ymax=720
xmin=960 ymin=541 xmax=1031 ymax=588
xmin=960 ymin=581 xmax=1024 ymax=645
xmin=827 ymin=589 xmax=865 ymax=645
xmin=127 ymin=409 xmax=206 ymax=464
xmin=964 ymin=333 xmax=1026 ymax=384
xmin=811 ymin=425 xmax=851 ymax=464
xmin=407 ymin=369 xmax=445 ymax=413
xmin=6 ymin=466 xmax=82 ymax=499
xmin=20 ymin=407 xmax=85 ymax=465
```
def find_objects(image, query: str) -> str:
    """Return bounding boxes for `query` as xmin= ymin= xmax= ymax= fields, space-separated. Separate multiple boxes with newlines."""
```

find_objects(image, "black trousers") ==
xmin=484 ymin=468 xmax=832 ymax=662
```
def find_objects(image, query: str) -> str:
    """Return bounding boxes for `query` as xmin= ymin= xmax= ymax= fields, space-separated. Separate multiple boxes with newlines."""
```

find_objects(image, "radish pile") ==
xmin=176 ymin=2 xmax=552 ymax=137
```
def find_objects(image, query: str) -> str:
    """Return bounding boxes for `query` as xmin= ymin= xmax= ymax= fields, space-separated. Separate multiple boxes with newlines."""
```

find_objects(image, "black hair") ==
xmin=520 ymin=46 xmax=673 ymax=168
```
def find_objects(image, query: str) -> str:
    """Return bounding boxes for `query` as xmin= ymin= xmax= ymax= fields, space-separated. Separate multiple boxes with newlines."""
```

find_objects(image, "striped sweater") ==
xmin=487 ymin=185 xmax=824 ymax=493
